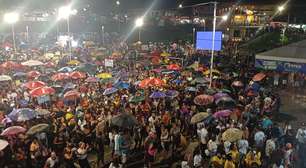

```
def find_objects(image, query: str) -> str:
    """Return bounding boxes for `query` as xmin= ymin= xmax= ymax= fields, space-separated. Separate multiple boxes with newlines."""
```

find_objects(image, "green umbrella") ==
xmin=26 ymin=124 xmax=49 ymax=136
xmin=129 ymin=96 xmax=145 ymax=103
xmin=221 ymin=89 xmax=231 ymax=94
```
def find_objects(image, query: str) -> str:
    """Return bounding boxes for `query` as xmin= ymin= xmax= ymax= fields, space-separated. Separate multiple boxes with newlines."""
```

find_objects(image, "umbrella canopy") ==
xmin=114 ymin=81 xmax=130 ymax=89
xmin=26 ymin=123 xmax=49 ymax=136
xmin=1 ymin=61 xmax=21 ymax=69
xmin=185 ymin=87 xmax=198 ymax=92
xmin=64 ymin=90 xmax=80 ymax=100
xmin=193 ymin=77 xmax=209 ymax=84
xmin=129 ymin=96 xmax=145 ymax=103
xmin=252 ymin=72 xmax=266 ymax=82
xmin=21 ymin=60 xmax=43 ymax=66
xmin=97 ymin=73 xmax=112 ymax=79
xmin=161 ymin=52 xmax=171 ymax=57
xmin=51 ymin=73 xmax=70 ymax=81
xmin=0 ymin=75 xmax=12 ymax=82
xmin=67 ymin=60 xmax=80 ymax=65
xmin=213 ymin=92 xmax=230 ymax=100
xmin=194 ymin=94 xmax=214 ymax=105
xmin=203 ymin=69 xmax=220 ymax=76
xmin=167 ymin=64 xmax=181 ymax=71
xmin=222 ymin=128 xmax=243 ymax=142
xmin=191 ymin=112 xmax=210 ymax=124
xmin=58 ymin=67 xmax=73 ymax=73
xmin=27 ymin=70 xmax=41 ymax=78
xmin=165 ymin=90 xmax=179 ymax=98
xmin=23 ymin=81 xmax=46 ymax=90
xmin=1 ymin=126 xmax=26 ymax=136
xmin=8 ymin=108 xmax=37 ymax=121
xmin=35 ymin=109 xmax=50 ymax=116
xmin=30 ymin=86 xmax=55 ymax=97
xmin=215 ymin=97 xmax=236 ymax=107
xmin=103 ymin=87 xmax=118 ymax=95
xmin=111 ymin=113 xmax=138 ymax=128
xmin=0 ymin=139 xmax=9 ymax=151
xmin=213 ymin=109 xmax=232 ymax=118
xmin=74 ymin=63 xmax=97 ymax=74
xmin=232 ymin=81 xmax=244 ymax=87
xmin=69 ymin=71 xmax=86 ymax=79
xmin=139 ymin=77 xmax=164 ymax=88
xmin=85 ymin=77 xmax=99 ymax=83
xmin=44 ymin=61 xmax=55 ymax=68
xmin=150 ymin=91 xmax=166 ymax=99
xmin=13 ymin=72 xmax=26 ymax=77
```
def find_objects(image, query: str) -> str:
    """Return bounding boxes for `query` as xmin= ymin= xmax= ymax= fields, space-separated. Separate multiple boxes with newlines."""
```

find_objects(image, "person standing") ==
xmin=44 ymin=152 xmax=59 ymax=168
xmin=76 ymin=142 xmax=90 ymax=168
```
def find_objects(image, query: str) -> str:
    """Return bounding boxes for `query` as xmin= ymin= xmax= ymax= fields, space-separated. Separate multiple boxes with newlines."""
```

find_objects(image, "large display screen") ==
xmin=196 ymin=31 xmax=222 ymax=51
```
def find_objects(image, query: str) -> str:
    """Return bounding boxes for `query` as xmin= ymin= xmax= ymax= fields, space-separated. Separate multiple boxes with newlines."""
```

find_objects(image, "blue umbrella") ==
xmin=8 ymin=108 xmax=37 ymax=122
xmin=103 ymin=87 xmax=118 ymax=95
xmin=13 ymin=72 xmax=26 ymax=77
xmin=150 ymin=91 xmax=166 ymax=99
xmin=58 ymin=67 xmax=73 ymax=73
xmin=165 ymin=90 xmax=179 ymax=98
xmin=262 ymin=118 xmax=273 ymax=129
xmin=172 ymin=79 xmax=182 ymax=84
xmin=114 ymin=81 xmax=130 ymax=89
xmin=185 ymin=87 xmax=198 ymax=92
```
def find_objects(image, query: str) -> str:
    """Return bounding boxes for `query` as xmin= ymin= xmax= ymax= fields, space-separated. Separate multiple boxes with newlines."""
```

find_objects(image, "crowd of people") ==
xmin=0 ymin=40 xmax=305 ymax=168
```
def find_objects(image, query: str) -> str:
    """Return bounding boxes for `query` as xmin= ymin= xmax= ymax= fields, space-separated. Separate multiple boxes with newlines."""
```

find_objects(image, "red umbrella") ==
xmin=27 ymin=71 xmax=41 ymax=78
xmin=252 ymin=73 xmax=266 ymax=82
xmin=139 ymin=77 xmax=165 ymax=88
xmin=64 ymin=90 xmax=80 ymax=100
xmin=1 ymin=126 xmax=26 ymax=136
xmin=213 ymin=110 xmax=232 ymax=118
xmin=167 ymin=64 xmax=181 ymax=71
xmin=51 ymin=73 xmax=70 ymax=81
xmin=194 ymin=94 xmax=214 ymax=105
xmin=30 ymin=86 xmax=55 ymax=97
xmin=23 ymin=81 xmax=46 ymax=90
xmin=138 ymin=78 xmax=152 ymax=88
xmin=0 ymin=61 xmax=23 ymax=70
xmin=69 ymin=71 xmax=86 ymax=79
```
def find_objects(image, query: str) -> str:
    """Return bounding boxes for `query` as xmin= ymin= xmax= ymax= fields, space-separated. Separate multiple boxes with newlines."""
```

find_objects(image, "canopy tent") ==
xmin=256 ymin=39 xmax=306 ymax=73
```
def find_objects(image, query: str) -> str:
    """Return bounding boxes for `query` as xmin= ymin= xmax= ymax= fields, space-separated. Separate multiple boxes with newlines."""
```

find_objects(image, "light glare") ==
xmin=135 ymin=17 xmax=144 ymax=27
xmin=4 ymin=12 xmax=19 ymax=24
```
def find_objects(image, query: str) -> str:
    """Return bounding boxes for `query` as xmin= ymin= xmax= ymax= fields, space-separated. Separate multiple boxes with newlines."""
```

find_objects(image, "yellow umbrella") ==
xmin=67 ymin=60 xmax=80 ymax=65
xmin=203 ymin=69 xmax=220 ymax=76
xmin=222 ymin=128 xmax=243 ymax=142
xmin=161 ymin=52 xmax=171 ymax=57
xmin=97 ymin=73 xmax=112 ymax=79
xmin=65 ymin=113 xmax=74 ymax=120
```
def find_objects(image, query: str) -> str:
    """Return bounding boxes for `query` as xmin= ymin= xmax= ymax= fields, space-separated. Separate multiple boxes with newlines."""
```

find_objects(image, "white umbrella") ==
xmin=0 ymin=75 xmax=12 ymax=82
xmin=21 ymin=60 xmax=44 ymax=66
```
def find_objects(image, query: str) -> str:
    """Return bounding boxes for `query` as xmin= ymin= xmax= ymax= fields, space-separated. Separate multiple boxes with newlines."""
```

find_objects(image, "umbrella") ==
xmin=194 ymin=94 xmax=214 ymax=105
xmin=213 ymin=109 xmax=232 ymax=118
xmin=44 ymin=61 xmax=55 ymax=68
xmin=262 ymin=118 xmax=273 ymax=129
xmin=213 ymin=92 xmax=230 ymax=100
xmin=193 ymin=77 xmax=209 ymax=84
xmin=1 ymin=126 xmax=26 ymax=136
xmin=191 ymin=112 xmax=210 ymax=124
xmin=8 ymin=108 xmax=37 ymax=121
xmin=67 ymin=60 xmax=80 ymax=65
xmin=97 ymin=73 xmax=112 ymax=79
xmin=64 ymin=90 xmax=80 ymax=100
xmin=0 ymin=139 xmax=9 ymax=151
xmin=167 ymin=64 xmax=181 ymax=71
xmin=160 ymin=52 xmax=171 ymax=57
xmin=203 ymin=69 xmax=220 ymax=76
xmin=58 ymin=67 xmax=73 ymax=73
xmin=252 ymin=72 xmax=266 ymax=82
xmin=111 ymin=113 xmax=138 ymax=128
xmin=165 ymin=90 xmax=179 ymax=98
xmin=1 ymin=61 xmax=21 ymax=69
xmin=221 ymin=89 xmax=232 ymax=94
xmin=215 ymin=97 xmax=236 ymax=107
xmin=205 ymin=88 xmax=217 ymax=95
xmin=69 ymin=71 xmax=86 ymax=79
xmin=85 ymin=77 xmax=99 ymax=83
xmin=103 ymin=87 xmax=118 ymax=95
xmin=139 ymin=78 xmax=164 ymax=88
xmin=21 ymin=60 xmax=44 ymax=66
xmin=27 ymin=71 xmax=41 ymax=78
xmin=51 ymin=73 xmax=70 ymax=81
xmin=185 ymin=87 xmax=198 ymax=92
xmin=222 ymin=128 xmax=243 ymax=142
xmin=23 ymin=81 xmax=46 ymax=90
xmin=0 ymin=75 xmax=12 ymax=82
xmin=129 ymin=96 xmax=145 ymax=103
xmin=232 ymin=81 xmax=244 ymax=87
xmin=26 ymin=124 xmax=49 ymax=135
xmin=30 ymin=86 xmax=55 ymax=97
xmin=114 ymin=82 xmax=130 ymax=89
xmin=150 ymin=91 xmax=166 ymax=99
xmin=74 ymin=63 xmax=97 ymax=74
xmin=13 ymin=72 xmax=26 ymax=77
xmin=35 ymin=109 xmax=50 ymax=116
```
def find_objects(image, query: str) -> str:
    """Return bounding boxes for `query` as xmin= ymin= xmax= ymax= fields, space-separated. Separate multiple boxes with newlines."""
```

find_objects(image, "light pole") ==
xmin=4 ymin=12 xmax=19 ymax=52
xmin=26 ymin=25 xmax=29 ymax=42
xmin=58 ymin=5 xmax=77 ymax=60
xmin=102 ymin=25 xmax=105 ymax=45
xmin=209 ymin=2 xmax=217 ymax=88
xmin=135 ymin=17 xmax=144 ymax=42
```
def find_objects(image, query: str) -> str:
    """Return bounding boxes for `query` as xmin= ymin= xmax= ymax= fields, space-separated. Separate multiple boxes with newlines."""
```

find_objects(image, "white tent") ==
xmin=256 ymin=39 xmax=306 ymax=64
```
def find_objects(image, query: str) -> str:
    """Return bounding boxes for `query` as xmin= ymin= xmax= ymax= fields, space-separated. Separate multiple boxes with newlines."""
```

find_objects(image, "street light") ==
xmin=278 ymin=5 xmax=285 ymax=12
xmin=179 ymin=4 xmax=183 ymax=8
xmin=58 ymin=5 xmax=77 ymax=60
xmin=222 ymin=14 xmax=229 ymax=21
xmin=116 ymin=1 xmax=120 ymax=6
xmin=135 ymin=17 xmax=144 ymax=42
xmin=4 ymin=12 xmax=19 ymax=52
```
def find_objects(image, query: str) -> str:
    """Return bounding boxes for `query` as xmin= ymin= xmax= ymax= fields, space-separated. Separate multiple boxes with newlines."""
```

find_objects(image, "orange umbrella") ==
xmin=23 ymin=81 xmax=46 ymax=90
xmin=69 ymin=71 xmax=86 ymax=79
xmin=194 ymin=94 xmax=214 ymax=105
xmin=0 ymin=61 xmax=21 ymax=69
xmin=30 ymin=86 xmax=55 ymax=97
xmin=167 ymin=64 xmax=181 ymax=71
xmin=27 ymin=71 xmax=41 ymax=78
xmin=64 ymin=90 xmax=80 ymax=100
xmin=51 ymin=73 xmax=70 ymax=81
xmin=139 ymin=77 xmax=165 ymax=88
xmin=252 ymin=73 xmax=266 ymax=82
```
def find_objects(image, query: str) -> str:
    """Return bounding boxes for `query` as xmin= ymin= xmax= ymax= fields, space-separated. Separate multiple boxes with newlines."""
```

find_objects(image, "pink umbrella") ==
xmin=213 ymin=110 xmax=232 ymax=118
xmin=213 ymin=92 xmax=230 ymax=100
xmin=194 ymin=94 xmax=214 ymax=105
xmin=85 ymin=77 xmax=99 ymax=83
xmin=1 ymin=126 xmax=26 ymax=136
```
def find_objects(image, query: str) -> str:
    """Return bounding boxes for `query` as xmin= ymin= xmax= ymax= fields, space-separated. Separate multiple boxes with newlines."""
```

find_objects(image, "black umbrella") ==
xmin=111 ymin=113 xmax=138 ymax=128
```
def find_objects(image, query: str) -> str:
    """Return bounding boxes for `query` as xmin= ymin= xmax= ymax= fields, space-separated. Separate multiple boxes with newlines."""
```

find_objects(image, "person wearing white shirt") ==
xmin=265 ymin=138 xmax=276 ymax=157
xmin=224 ymin=141 xmax=231 ymax=154
xmin=207 ymin=137 xmax=218 ymax=156
xmin=114 ymin=131 xmax=121 ymax=156
xmin=238 ymin=138 xmax=249 ymax=155
xmin=193 ymin=151 xmax=202 ymax=168
xmin=254 ymin=130 xmax=266 ymax=147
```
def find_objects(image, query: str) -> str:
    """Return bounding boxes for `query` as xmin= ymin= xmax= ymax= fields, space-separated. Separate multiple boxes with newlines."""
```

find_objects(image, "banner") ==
xmin=105 ymin=59 xmax=114 ymax=67
xmin=256 ymin=59 xmax=306 ymax=73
